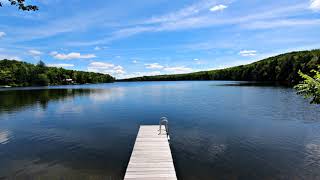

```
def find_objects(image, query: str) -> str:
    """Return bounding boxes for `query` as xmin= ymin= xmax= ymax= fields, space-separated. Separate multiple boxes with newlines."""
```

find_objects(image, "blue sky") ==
xmin=0 ymin=0 xmax=320 ymax=79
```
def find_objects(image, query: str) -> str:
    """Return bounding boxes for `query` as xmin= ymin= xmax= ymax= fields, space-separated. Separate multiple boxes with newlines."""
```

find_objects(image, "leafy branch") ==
xmin=0 ymin=0 xmax=38 ymax=11
xmin=294 ymin=66 xmax=320 ymax=104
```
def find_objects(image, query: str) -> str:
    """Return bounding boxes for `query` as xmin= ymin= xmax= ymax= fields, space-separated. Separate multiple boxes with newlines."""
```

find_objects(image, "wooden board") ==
xmin=124 ymin=125 xmax=177 ymax=180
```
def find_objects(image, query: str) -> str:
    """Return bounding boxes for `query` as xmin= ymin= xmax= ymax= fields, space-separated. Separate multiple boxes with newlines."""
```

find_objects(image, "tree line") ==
xmin=0 ymin=59 xmax=115 ymax=86
xmin=121 ymin=49 xmax=320 ymax=86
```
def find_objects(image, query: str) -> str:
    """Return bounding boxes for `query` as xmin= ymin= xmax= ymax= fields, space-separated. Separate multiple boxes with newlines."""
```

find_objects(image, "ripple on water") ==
xmin=0 ymin=130 xmax=10 ymax=144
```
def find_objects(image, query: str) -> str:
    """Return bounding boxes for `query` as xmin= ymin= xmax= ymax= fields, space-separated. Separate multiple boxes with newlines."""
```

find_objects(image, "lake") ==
xmin=0 ymin=81 xmax=319 ymax=180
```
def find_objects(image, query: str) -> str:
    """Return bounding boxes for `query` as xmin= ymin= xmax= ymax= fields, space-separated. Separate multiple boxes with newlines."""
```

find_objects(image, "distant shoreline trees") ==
xmin=0 ymin=59 xmax=115 ymax=87
xmin=120 ymin=49 xmax=320 ymax=86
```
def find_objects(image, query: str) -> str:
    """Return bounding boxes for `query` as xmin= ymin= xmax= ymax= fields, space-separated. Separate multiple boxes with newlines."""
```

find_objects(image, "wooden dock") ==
xmin=124 ymin=125 xmax=177 ymax=180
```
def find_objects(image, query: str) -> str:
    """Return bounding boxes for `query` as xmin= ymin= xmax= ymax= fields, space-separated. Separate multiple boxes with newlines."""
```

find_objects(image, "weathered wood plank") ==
xmin=124 ymin=125 xmax=177 ymax=180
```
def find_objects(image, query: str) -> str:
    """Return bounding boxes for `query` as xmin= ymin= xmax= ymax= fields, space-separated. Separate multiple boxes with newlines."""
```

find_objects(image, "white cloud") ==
xmin=72 ymin=2 xmax=309 ymax=46
xmin=210 ymin=5 xmax=228 ymax=12
xmin=163 ymin=66 xmax=193 ymax=74
xmin=0 ymin=54 xmax=21 ymax=60
xmin=137 ymin=3 xmax=302 ymax=34
xmin=0 ymin=32 xmax=6 ymax=38
xmin=113 ymin=65 xmax=126 ymax=74
xmin=49 ymin=51 xmax=58 ymax=55
xmin=146 ymin=0 xmax=215 ymax=24
xmin=120 ymin=71 xmax=162 ymax=79
xmin=93 ymin=46 xmax=107 ymax=50
xmin=310 ymin=0 xmax=320 ymax=11
xmin=87 ymin=61 xmax=125 ymax=76
xmin=213 ymin=59 xmax=256 ymax=70
xmin=144 ymin=62 xmax=193 ymax=74
xmin=47 ymin=63 xmax=75 ymax=68
xmin=89 ymin=61 xmax=115 ymax=68
xmin=243 ymin=19 xmax=320 ymax=29
xmin=28 ymin=50 xmax=42 ymax=56
xmin=239 ymin=50 xmax=257 ymax=56
xmin=193 ymin=58 xmax=203 ymax=64
xmin=52 ymin=52 xmax=96 ymax=60
xmin=94 ymin=46 xmax=101 ymax=50
xmin=132 ymin=60 xmax=139 ymax=64
xmin=144 ymin=63 xmax=164 ymax=69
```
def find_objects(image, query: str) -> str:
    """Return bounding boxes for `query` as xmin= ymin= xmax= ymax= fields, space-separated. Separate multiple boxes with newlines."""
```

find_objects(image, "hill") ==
xmin=120 ymin=49 xmax=320 ymax=85
xmin=0 ymin=59 xmax=115 ymax=87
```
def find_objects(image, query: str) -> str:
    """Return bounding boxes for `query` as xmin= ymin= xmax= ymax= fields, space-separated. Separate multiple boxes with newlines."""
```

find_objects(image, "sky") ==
xmin=0 ymin=0 xmax=320 ymax=79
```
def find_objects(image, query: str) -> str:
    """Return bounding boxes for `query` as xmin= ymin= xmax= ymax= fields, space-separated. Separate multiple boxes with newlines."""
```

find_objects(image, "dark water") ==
xmin=0 ymin=81 xmax=320 ymax=180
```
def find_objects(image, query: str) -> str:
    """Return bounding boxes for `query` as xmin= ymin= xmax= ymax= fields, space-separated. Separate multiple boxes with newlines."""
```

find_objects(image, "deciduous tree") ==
xmin=295 ymin=66 xmax=320 ymax=104
xmin=0 ymin=0 xmax=38 ymax=11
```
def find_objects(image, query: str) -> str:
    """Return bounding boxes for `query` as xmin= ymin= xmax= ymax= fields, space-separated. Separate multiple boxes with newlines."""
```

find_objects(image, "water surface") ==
xmin=0 ymin=81 xmax=320 ymax=180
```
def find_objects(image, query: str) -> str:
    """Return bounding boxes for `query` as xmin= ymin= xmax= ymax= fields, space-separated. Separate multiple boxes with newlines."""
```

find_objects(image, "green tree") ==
xmin=33 ymin=73 xmax=49 ymax=86
xmin=0 ymin=69 xmax=13 ymax=85
xmin=37 ymin=60 xmax=46 ymax=67
xmin=294 ymin=66 xmax=320 ymax=104
xmin=0 ymin=0 xmax=38 ymax=11
xmin=0 ymin=59 xmax=115 ymax=86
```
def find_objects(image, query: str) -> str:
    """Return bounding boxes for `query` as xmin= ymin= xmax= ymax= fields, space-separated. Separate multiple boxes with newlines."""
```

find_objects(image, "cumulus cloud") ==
xmin=132 ymin=60 xmax=139 ymax=64
xmin=88 ymin=61 xmax=125 ymax=76
xmin=144 ymin=63 xmax=164 ymax=69
xmin=210 ymin=4 xmax=228 ymax=12
xmin=120 ymin=71 xmax=162 ymax=79
xmin=47 ymin=63 xmax=75 ymax=68
xmin=239 ymin=50 xmax=257 ymax=56
xmin=144 ymin=62 xmax=193 ymax=74
xmin=163 ymin=66 xmax=193 ymax=74
xmin=52 ymin=52 xmax=96 ymax=60
xmin=310 ymin=0 xmax=320 ymax=11
xmin=0 ymin=32 xmax=6 ymax=38
xmin=28 ymin=50 xmax=42 ymax=56
xmin=0 ymin=54 xmax=21 ymax=60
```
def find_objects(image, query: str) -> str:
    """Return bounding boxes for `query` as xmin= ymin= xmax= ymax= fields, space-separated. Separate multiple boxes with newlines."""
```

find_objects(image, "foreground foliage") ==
xmin=294 ymin=66 xmax=320 ymax=104
xmin=122 ymin=49 xmax=320 ymax=86
xmin=0 ymin=60 xmax=115 ymax=86
xmin=0 ymin=0 xmax=38 ymax=11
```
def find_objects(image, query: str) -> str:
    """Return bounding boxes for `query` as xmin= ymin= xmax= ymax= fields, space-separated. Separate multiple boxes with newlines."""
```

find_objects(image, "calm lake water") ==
xmin=0 ymin=81 xmax=320 ymax=180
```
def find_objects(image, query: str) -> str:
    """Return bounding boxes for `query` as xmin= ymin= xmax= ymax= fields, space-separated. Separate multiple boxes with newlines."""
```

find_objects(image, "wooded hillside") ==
xmin=121 ymin=49 xmax=320 ymax=85
xmin=0 ymin=60 xmax=115 ymax=86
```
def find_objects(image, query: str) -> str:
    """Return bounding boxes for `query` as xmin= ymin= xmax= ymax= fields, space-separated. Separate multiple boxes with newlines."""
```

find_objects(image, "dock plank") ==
xmin=124 ymin=125 xmax=177 ymax=180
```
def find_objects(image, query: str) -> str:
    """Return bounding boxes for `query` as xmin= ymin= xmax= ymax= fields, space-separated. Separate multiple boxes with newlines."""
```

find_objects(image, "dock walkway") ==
xmin=124 ymin=125 xmax=177 ymax=180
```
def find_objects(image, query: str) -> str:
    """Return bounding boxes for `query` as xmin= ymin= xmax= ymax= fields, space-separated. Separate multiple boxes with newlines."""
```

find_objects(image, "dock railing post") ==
xmin=159 ymin=117 xmax=169 ymax=137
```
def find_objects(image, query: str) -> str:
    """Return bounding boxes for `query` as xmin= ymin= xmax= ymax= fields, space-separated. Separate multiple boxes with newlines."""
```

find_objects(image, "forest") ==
xmin=0 ymin=59 xmax=115 ymax=87
xmin=121 ymin=49 xmax=320 ymax=86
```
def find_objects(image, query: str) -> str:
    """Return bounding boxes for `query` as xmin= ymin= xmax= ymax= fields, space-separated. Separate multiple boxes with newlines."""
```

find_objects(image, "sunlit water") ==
xmin=0 ymin=81 xmax=319 ymax=180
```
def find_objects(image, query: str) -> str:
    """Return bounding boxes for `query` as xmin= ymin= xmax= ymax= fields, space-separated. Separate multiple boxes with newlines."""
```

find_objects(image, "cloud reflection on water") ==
xmin=89 ymin=87 xmax=125 ymax=102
